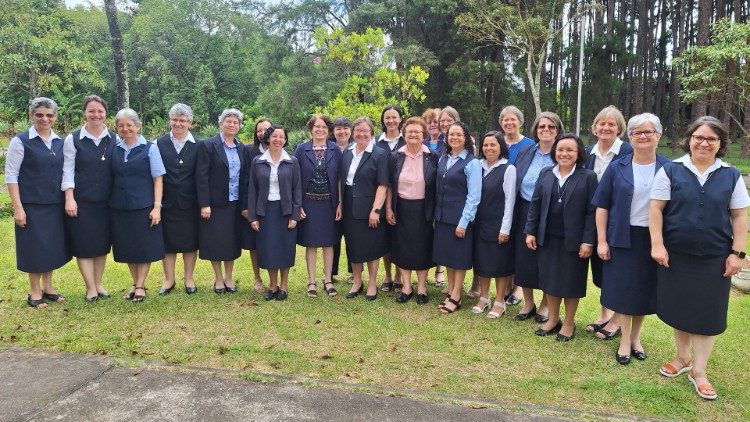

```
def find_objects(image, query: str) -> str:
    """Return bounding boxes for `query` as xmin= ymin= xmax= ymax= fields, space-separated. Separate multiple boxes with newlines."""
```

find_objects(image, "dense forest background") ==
xmin=1 ymin=0 xmax=749 ymax=149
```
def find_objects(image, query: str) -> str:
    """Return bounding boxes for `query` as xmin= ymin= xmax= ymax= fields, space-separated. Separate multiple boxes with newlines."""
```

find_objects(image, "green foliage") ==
xmin=141 ymin=116 xmax=169 ymax=140
xmin=196 ymin=124 xmax=218 ymax=140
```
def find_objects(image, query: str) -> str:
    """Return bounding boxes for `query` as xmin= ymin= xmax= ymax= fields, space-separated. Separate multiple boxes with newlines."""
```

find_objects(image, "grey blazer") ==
xmin=247 ymin=155 xmax=302 ymax=222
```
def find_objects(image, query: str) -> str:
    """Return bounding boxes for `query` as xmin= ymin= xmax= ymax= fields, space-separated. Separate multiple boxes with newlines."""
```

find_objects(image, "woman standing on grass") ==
xmin=62 ymin=95 xmax=116 ymax=302
xmin=434 ymin=122 xmax=481 ymax=314
xmin=293 ymin=114 xmax=342 ymax=298
xmin=525 ymin=134 xmax=597 ymax=341
xmin=248 ymin=125 xmax=302 ymax=301
xmin=471 ymin=131 xmax=516 ymax=318
xmin=155 ymin=103 xmax=200 ymax=295
xmin=387 ymin=117 xmax=439 ymax=305
xmin=6 ymin=97 xmax=70 ymax=308
xmin=196 ymin=108 xmax=249 ymax=294
xmin=592 ymin=113 xmax=669 ymax=364
xmin=650 ymin=116 xmax=748 ymax=400
xmin=331 ymin=116 xmax=354 ymax=284
xmin=111 ymin=108 xmax=166 ymax=303
xmin=583 ymin=105 xmax=633 ymax=339
xmin=512 ymin=112 xmax=564 ymax=323
xmin=245 ymin=117 xmax=272 ymax=294
xmin=340 ymin=117 xmax=389 ymax=300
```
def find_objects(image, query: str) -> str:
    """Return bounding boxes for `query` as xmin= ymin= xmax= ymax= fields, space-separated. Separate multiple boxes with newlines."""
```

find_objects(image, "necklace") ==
xmin=633 ymin=162 xmax=655 ymax=187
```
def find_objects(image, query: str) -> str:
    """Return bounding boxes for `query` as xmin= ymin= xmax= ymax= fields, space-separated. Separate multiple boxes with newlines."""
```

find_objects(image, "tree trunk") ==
xmin=104 ymin=0 xmax=130 ymax=109
xmin=742 ymin=97 xmax=750 ymax=158
xmin=691 ymin=0 xmax=712 ymax=118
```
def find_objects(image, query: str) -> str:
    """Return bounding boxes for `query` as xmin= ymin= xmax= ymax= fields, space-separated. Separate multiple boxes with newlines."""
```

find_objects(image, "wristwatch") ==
xmin=372 ymin=208 xmax=382 ymax=215
xmin=731 ymin=250 xmax=746 ymax=259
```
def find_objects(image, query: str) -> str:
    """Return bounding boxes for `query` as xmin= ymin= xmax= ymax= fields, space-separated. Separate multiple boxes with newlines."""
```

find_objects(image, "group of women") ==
xmin=7 ymin=96 xmax=748 ymax=401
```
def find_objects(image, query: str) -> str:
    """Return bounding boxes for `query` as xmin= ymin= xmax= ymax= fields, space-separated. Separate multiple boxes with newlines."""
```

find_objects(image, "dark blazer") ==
xmin=389 ymin=148 xmax=439 ymax=221
xmin=156 ymin=134 xmax=199 ymax=209
xmin=514 ymin=143 xmax=541 ymax=193
xmin=524 ymin=166 xmax=598 ymax=251
xmin=375 ymin=135 xmax=406 ymax=154
xmin=584 ymin=140 xmax=634 ymax=170
xmin=195 ymin=134 xmax=249 ymax=209
xmin=339 ymin=144 xmax=389 ymax=220
xmin=247 ymin=154 xmax=302 ymax=222
xmin=293 ymin=140 xmax=342 ymax=207
xmin=591 ymin=153 xmax=670 ymax=248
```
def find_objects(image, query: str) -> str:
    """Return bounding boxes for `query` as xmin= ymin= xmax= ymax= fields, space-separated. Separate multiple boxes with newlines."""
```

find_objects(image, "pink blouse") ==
xmin=397 ymin=144 xmax=428 ymax=200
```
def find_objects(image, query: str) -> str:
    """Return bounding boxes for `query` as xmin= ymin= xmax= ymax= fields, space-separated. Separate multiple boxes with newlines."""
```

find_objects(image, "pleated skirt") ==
xmin=16 ymin=203 xmax=71 ymax=273
xmin=600 ymin=226 xmax=657 ymax=315
xmin=199 ymin=201 xmax=241 ymax=261
xmin=297 ymin=197 xmax=338 ymax=247
xmin=538 ymin=235 xmax=588 ymax=298
xmin=657 ymin=252 xmax=730 ymax=336
xmin=111 ymin=207 xmax=165 ymax=263
xmin=391 ymin=198 xmax=434 ymax=271
xmin=162 ymin=206 xmax=199 ymax=253
xmin=65 ymin=200 xmax=111 ymax=258
xmin=432 ymin=221 xmax=473 ymax=270
xmin=257 ymin=201 xmax=297 ymax=269
xmin=513 ymin=198 xmax=540 ymax=288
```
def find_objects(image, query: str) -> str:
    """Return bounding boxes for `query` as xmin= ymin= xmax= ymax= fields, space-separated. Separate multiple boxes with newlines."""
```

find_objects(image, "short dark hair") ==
xmin=333 ymin=116 xmax=352 ymax=128
xmin=445 ymin=122 xmax=475 ymax=155
xmin=681 ymin=116 xmax=729 ymax=158
xmin=477 ymin=131 xmax=509 ymax=160
xmin=551 ymin=133 xmax=587 ymax=167
xmin=306 ymin=113 xmax=333 ymax=133
xmin=254 ymin=118 xmax=272 ymax=145
xmin=530 ymin=111 xmax=564 ymax=142
xmin=262 ymin=124 xmax=288 ymax=147
xmin=380 ymin=104 xmax=404 ymax=132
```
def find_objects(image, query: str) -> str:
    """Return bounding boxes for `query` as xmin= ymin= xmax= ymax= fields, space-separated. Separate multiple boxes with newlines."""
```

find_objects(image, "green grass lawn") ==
xmin=0 ymin=214 xmax=749 ymax=420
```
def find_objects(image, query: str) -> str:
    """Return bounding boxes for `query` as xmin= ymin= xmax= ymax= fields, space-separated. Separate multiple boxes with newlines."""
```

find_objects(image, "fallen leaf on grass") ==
xmin=319 ymin=354 xmax=331 ymax=360
xmin=314 ymin=320 xmax=321 ymax=325
xmin=218 ymin=346 xmax=228 ymax=355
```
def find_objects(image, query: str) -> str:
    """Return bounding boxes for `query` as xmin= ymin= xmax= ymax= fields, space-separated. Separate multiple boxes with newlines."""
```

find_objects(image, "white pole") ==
xmin=576 ymin=6 xmax=587 ymax=137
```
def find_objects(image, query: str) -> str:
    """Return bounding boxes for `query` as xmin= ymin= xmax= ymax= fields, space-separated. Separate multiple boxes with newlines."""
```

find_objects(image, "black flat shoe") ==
xmin=395 ymin=291 xmax=413 ymax=303
xmin=346 ymin=285 xmax=363 ymax=299
xmin=534 ymin=320 xmax=562 ymax=336
xmin=185 ymin=286 xmax=198 ymax=295
xmin=97 ymin=291 xmax=110 ymax=299
xmin=213 ymin=283 xmax=225 ymax=294
xmin=27 ymin=295 xmax=47 ymax=308
xmin=515 ymin=305 xmax=537 ymax=321
xmin=616 ymin=352 xmax=631 ymax=365
xmin=597 ymin=327 xmax=621 ymax=340
xmin=364 ymin=293 xmax=377 ymax=301
xmin=225 ymin=284 xmax=238 ymax=293
xmin=556 ymin=326 xmax=576 ymax=342
xmin=416 ymin=293 xmax=429 ymax=304
xmin=85 ymin=295 xmax=99 ymax=303
xmin=264 ymin=289 xmax=278 ymax=301
xmin=275 ymin=290 xmax=288 ymax=301
xmin=159 ymin=283 xmax=175 ymax=296
xmin=534 ymin=313 xmax=549 ymax=323
xmin=631 ymin=349 xmax=647 ymax=361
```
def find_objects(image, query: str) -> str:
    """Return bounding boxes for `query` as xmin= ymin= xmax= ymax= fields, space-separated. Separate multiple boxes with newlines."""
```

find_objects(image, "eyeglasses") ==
xmin=405 ymin=130 xmax=424 ymax=135
xmin=312 ymin=125 xmax=328 ymax=130
xmin=631 ymin=130 xmax=657 ymax=138
xmin=691 ymin=135 xmax=720 ymax=145
xmin=537 ymin=125 xmax=557 ymax=130
xmin=34 ymin=113 xmax=55 ymax=119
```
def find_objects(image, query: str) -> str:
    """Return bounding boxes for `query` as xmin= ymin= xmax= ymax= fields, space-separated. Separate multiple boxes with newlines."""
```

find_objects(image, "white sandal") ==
xmin=471 ymin=296 xmax=491 ymax=314
xmin=487 ymin=301 xmax=507 ymax=319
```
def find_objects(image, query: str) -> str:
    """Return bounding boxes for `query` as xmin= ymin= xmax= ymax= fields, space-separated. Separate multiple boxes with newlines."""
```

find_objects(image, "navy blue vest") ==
xmin=17 ymin=131 xmax=64 ymax=204
xmin=435 ymin=153 xmax=473 ymax=225
xmin=475 ymin=163 xmax=507 ymax=241
xmin=109 ymin=143 xmax=155 ymax=210
xmin=156 ymin=135 xmax=198 ymax=209
xmin=663 ymin=163 xmax=738 ymax=256
xmin=72 ymin=129 xmax=115 ymax=202
xmin=546 ymin=181 xmax=566 ymax=237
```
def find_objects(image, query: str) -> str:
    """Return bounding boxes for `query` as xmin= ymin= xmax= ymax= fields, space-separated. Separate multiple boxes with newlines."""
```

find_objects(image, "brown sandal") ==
xmin=659 ymin=357 xmax=692 ymax=378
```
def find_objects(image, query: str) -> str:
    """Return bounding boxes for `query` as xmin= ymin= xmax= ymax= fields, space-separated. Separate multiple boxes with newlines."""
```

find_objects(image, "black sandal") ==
xmin=307 ymin=282 xmax=318 ymax=298
xmin=132 ymin=286 xmax=147 ymax=302
xmin=123 ymin=284 xmax=136 ymax=300
xmin=323 ymin=281 xmax=337 ymax=297
xmin=439 ymin=297 xmax=461 ymax=314
xmin=597 ymin=327 xmax=621 ymax=340
xmin=586 ymin=318 xmax=611 ymax=333
xmin=26 ymin=295 xmax=47 ymax=308
xmin=380 ymin=282 xmax=393 ymax=292
xmin=393 ymin=282 xmax=404 ymax=293
xmin=42 ymin=291 xmax=65 ymax=303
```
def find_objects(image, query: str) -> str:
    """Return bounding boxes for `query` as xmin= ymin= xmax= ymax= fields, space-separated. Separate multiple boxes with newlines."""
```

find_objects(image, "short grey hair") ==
xmin=115 ymin=108 xmax=142 ymax=126
xmin=351 ymin=116 xmax=374 ymax=134
xmin=218 ymin=108 xmax=243 ymax=126
xmin=29 ymin=97 xmax=58 ymax=114
xmin=626 ymin=113 xmax=662 ymax=136
xmin=499 ymin=105 xmax=524 ymax=126
xmin=169 ymin=103 xmax=193 ymax=121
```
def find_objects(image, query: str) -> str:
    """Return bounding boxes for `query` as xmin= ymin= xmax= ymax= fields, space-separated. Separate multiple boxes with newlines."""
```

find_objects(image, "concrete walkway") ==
xmin=0 ymin=347 xmax=578 ymax=422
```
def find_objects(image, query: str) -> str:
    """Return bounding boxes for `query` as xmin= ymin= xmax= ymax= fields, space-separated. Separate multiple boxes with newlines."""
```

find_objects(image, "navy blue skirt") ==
xmin=111 ymin=207 xmax=165 ymax=263
xmin=513 ymin=198 xmax=540 ymax=288
xmin=257 ymin=201 xmax=297 ymax=269
xmin=65 ymin=200 xmax=111 ymax=258
xmin=657 ymin=252 xmax=730 ymax=336
xmin=240 ymin=211 xmax=257 ymax=250
xmin=473 ymin=231 xmax=514 ymax=278
xmin=162 ymin=206 xmax=199 ymax=253
xmin=342 ymin=189 xmax=387 ymax=263
xmin=199 ymin=201 xmax=242 ymax=261
xmin=538 ymin=235 xmax=588 ymax=298
xmin=297 ymin=197 xmax=338 ymax=247
xmin=432 ymin=221 xmax=473 ymax=270
xmin=391 ymin=198 xmax=433 ymax=271
xmin=601 ymin=226 xmax=657 ymax=315
xmin=16 ymin=203 xmax=71 ymax=273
